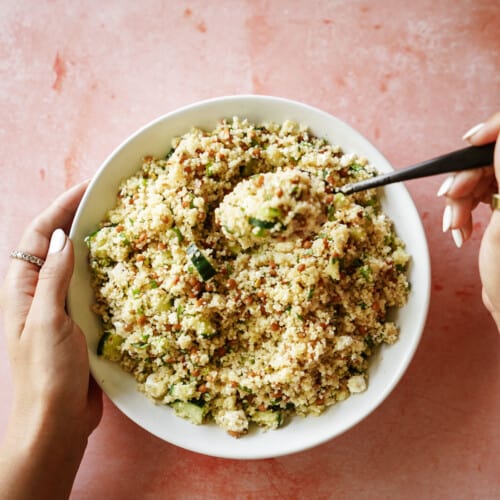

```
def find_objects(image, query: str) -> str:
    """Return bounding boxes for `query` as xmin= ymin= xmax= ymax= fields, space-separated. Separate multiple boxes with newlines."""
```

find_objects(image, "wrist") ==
xmin=6 ymin=395 xmax=89 ymax=456
xmin=0 ymin=399 xmax=88 ymax=500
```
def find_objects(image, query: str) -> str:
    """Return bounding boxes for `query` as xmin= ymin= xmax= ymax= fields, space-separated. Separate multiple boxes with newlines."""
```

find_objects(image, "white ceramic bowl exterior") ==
xmin=68 ymin=95 xmax=430 ymax=459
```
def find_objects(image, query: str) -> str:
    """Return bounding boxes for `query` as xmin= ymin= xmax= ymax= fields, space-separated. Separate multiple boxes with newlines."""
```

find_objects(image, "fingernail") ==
xmin=462 ymin=122 xmax=485 ymax=141
xmin=451 ymin=228 xmax=463 ymax=248
xmin=48 ymin=228 xmax=67 ymax=254
xmin=437 ymin=176 xmax=455 ymax=197
xmin=442 ymin=205 xmax=453 ymax=232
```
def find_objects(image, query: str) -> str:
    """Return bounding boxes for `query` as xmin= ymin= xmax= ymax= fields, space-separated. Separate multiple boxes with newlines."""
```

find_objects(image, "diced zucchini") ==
xmin=155 ymin=296 xmax=172 ymax=313
xmin=194 ymin=318 xmax=217 ymax=338
xmin=392 ymin=248 xmax=409 ymax=266
xmin=258 ymin=207 xmax=282 ymax=220
xmin=350 ymin=226 xmax=366 ymax=242
xmin=325 ymin=260 xmax=340 ymax=280
xmin=186 ymin=243 xmax=217 ymax=281
xmin=227 ymin=243 xmax=241 ymax=255
xmin=97 ymin=332 xmax=124 ymax=361
xmin=333 ymin=192 xmax=348 ymax=208
xmin=248 ymin=217 xmax=276 ymax=229
xmin=251 ymin=410 xmax=283 ymax=429
xmin=171 ymin=401 xmax=207 ymax=425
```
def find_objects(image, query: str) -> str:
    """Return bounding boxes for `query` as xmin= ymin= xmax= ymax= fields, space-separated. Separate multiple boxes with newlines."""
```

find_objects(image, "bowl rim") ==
xmin=69 ymin=94 xmax=431 ymax=459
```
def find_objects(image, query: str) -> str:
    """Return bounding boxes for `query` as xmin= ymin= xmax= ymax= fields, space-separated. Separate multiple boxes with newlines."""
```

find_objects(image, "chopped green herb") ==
xmin=349 ymin=163 xmax=364 ymax=172
xmin=359 ymin=265 xmax=372 ymax=282
xmin=206 ymin=161 xmax=214 ymax=177
xmin=171 ymin=227 xmax=184 ymax=243
xmin=327 ymin=205 xmax=336 ymax=221
xmin=86 ymin=227 xmax=101 ymax=241
xmin=119 ymin=232 xmax=130 ymax=246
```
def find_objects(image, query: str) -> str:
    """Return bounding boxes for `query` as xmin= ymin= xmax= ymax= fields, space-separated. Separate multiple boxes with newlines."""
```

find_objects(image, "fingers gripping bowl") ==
xmin=68 ymin=96 xmax=430 ymax=459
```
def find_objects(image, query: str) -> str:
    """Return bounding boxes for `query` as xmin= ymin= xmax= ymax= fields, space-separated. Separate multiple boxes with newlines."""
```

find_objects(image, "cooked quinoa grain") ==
xmin=87 ymin=118 xmax=410 ymax=437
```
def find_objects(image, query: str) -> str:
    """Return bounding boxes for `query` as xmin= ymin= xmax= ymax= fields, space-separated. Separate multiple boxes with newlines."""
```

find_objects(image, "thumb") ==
xmin=33 ymin=228 xmax=74 ymax=311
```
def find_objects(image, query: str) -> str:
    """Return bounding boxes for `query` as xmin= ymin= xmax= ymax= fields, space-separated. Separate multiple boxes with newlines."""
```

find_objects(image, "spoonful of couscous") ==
xmin=215 ymin=169 xmax=328 ymax=249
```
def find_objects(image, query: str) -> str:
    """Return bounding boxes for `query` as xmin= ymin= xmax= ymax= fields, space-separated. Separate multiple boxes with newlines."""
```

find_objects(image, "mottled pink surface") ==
xmin=1 ymin=1 xmax=499 ymax=498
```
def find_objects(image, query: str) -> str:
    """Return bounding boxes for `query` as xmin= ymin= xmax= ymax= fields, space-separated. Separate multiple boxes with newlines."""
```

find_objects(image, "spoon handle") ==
xmin=338 ymin=142 xmax=495 ymax=195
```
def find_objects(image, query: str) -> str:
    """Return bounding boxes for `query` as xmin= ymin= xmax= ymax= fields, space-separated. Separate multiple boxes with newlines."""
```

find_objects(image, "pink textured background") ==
xmin=1 ymin=1 xmax=499 ymax=498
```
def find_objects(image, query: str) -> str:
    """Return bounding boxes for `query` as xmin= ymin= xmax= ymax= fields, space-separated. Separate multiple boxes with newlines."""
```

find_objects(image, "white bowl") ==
xmin=68 ymin=95 xmax=430 ymax=459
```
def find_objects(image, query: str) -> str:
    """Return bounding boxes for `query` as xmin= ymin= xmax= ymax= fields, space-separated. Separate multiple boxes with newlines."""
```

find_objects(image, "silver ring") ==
xmin=492 ymin=194 xmax=500 ymax=211
xmin=10 ymin=250 xmax=45 ymax=268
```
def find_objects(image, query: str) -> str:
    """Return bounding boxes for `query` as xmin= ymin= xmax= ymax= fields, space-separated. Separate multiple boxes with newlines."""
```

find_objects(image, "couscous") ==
xmin=87 ymin=117 xmax=410 ymax=437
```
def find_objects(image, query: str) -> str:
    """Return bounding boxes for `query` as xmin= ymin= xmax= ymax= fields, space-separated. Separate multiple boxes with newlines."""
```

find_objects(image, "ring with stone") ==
xmin=10 ymin=250 xmax=45 ymax=268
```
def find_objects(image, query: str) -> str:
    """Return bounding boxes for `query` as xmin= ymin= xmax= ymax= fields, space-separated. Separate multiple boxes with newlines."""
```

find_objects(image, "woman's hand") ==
xmin=0 ymin=181 xmax=102 ymax=500
xmin=438 ymin=113 xmax=500 ymax=331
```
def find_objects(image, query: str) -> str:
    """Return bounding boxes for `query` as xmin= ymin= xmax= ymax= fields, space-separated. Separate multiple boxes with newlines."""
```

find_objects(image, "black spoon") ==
xmin=336 ymin=142 xmax=495 ymax=195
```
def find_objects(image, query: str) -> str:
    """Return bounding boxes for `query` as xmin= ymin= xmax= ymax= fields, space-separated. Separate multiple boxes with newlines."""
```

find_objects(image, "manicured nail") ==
xmin=48 ymin=228 xmax=67 ymax=254
xmin=451 ymin=228 xmax=463 ymax=248
xmin=437 ymin=176 xmax=454 ymax=197
xmin=462 ymin=123 xmax=485 ymax=141
xmin=442 ymin=205 xmax=453 ymax=232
